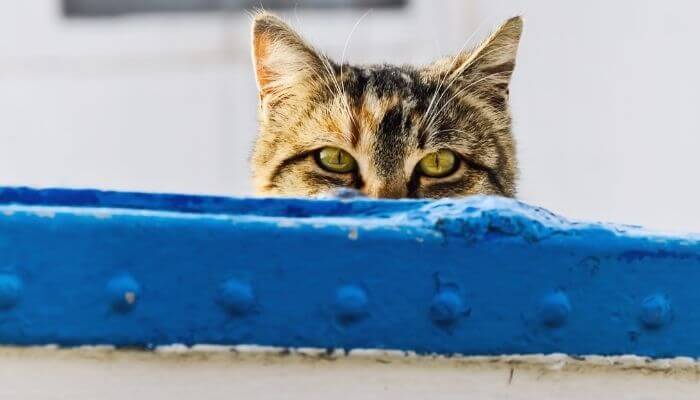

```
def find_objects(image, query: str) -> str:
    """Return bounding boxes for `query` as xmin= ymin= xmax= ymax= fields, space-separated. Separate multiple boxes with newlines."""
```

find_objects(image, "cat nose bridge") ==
xmin=362 ymin=179 xmax=407 ymax=199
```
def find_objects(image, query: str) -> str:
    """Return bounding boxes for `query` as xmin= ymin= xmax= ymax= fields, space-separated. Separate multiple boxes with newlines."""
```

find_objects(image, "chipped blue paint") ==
xmin=0 ymin=187 xmax=698 ymax=358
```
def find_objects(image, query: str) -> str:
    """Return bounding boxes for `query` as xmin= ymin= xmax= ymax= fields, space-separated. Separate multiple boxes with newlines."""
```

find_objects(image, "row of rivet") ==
xmin=537 ymin=291 xmax=671 ymax=329
xmin=0 ymin=274 xmax=672 ymax=329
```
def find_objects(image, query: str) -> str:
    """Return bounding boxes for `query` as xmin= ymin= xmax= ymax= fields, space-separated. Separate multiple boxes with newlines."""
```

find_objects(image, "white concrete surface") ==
xmin=1 ymin=1 xmax=699 ymax=232
xmin=0 ymin=347 xmax=699 ymax=400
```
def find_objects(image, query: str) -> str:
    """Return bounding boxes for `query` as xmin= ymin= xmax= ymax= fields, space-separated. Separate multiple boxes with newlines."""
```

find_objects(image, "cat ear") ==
xmin=438 ymin=16 xmax=523 ymax=91
xmin=251 ymin=12 xmax=328 ymax=100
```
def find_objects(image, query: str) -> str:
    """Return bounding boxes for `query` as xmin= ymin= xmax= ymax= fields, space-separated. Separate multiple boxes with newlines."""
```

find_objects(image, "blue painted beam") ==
xmin=0 ymin=187 xmax=698 ymax=358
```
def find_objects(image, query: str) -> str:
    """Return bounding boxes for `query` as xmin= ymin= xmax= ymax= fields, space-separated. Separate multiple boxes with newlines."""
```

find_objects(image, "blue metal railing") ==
xmin=0 ymin=187 xmax=697 ymax=358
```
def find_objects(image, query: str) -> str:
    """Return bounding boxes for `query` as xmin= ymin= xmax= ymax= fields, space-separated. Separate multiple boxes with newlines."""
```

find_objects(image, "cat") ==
xmin=250 ymin=12 xmax=522 ymax=198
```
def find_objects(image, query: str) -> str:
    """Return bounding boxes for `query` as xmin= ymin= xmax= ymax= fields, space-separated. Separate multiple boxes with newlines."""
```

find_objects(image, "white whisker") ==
xmin=325 ymin=60 xmax=358 ymax=128
xmin=419 ymin=14 xmax=497 ymax=132
xmin=425 ymin=71 xmax=511 ymax=131
xmin=339 ymin=10 xmax=372 ymax=128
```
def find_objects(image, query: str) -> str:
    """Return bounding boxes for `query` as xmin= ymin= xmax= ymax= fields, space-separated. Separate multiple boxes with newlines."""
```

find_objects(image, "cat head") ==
xmin=250 ymin=12 xmax=522 ymax=198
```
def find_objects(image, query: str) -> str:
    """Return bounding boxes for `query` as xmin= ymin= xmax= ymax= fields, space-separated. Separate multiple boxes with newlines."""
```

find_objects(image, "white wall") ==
xmin=0 ymin=1 xmax=698 ymax=232
xmin=475 ymin=0 xmax=700 ymax=232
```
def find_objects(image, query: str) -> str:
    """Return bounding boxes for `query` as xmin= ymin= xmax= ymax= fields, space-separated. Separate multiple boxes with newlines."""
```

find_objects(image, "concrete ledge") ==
xmin=0 ymin=346 xmax=699 ymax=400
xmin=0 ymin=187 xmax=698 ymax=358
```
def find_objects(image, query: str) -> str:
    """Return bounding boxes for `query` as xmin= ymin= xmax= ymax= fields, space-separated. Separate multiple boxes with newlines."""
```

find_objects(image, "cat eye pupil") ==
xmin=419 ymin=149 xmax=457 ymax=178
xmin=316 ymin=147 xmax=357 ymax=173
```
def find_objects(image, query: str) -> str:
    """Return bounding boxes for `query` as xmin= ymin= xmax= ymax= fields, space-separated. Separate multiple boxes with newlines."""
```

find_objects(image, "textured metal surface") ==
xmin=0 ymin=187 xmax=698 ymax=357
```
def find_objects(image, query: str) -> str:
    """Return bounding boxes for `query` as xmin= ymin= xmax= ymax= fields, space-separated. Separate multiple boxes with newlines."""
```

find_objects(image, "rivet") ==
xmin=640 ymin=294 xmax=671 ymax=329
xmin=0 ymin=274 xmax=21 ymax=309
xmin=219 ymin=279 xmax=255 ymax=315
xmin=106 ymin=275 xmax=140 ymax=313
xmin=430 ymin=290 xmax=463 ymax=324
xmin=539 ymin=291 xmax=571 ymax=327
xmin=335 ymin=285 xmax=369 ymax=322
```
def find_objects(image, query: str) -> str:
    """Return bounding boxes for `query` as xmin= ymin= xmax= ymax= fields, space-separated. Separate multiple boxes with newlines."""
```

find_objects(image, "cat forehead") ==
xmin=299 ymin=64 xmax=457 ymax=151
xmin=343 ymin=64 xmax=430 ymax=98
xmin=358 ymin=65 xmax=417 ymax=86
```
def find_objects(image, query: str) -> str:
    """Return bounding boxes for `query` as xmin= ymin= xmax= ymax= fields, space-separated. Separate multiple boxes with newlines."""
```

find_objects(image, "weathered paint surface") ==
xmin=0 ymin=187 xmax=698 ymax=358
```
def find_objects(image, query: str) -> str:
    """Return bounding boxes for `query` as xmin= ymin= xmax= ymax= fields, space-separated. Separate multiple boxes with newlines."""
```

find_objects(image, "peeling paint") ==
xmin=276 ymin=220 xmax=298 ymax=228
xmin=2 ymin=345 xmax=700 ymax=374
xmin=33 ymin=210 xmax=56 ymax=218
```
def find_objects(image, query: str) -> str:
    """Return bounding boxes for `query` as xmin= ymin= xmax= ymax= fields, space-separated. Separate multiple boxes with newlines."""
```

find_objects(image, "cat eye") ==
xmin=418 ymin=149 xmax=458 ymax=178
xmin=315 ymin=147 xmax=357 ymax=173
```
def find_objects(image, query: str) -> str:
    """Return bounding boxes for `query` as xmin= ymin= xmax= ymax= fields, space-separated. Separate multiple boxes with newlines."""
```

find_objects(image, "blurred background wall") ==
xmin=0 ymin=1 xmax=698 ymax=231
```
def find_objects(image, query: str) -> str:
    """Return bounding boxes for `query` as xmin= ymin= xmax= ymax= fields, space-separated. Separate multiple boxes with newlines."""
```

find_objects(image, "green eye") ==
xmin=419 ymin=149 xmax=458 ymax=178
xmin=316 ymin=147 xmax=357 ymax=173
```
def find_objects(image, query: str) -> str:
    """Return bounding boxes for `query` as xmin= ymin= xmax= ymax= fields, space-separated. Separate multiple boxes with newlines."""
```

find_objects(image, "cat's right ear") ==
xmin=251 ymin=12 xmax=327 ymax=101
xmin=428 ymin=17 xmax=523 ymax=96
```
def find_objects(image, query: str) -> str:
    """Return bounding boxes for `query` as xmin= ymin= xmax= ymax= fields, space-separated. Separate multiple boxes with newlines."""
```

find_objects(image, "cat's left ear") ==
xmin=251 ymin=12 xmax=328 ymax=101
xmin=437 ymin=16 xmax=523 ymax=92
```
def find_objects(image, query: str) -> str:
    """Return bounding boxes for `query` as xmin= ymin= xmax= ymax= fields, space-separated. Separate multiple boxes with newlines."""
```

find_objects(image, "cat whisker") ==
xmin=285 ymin=15 xmax=340 ymax=100
xmin=424 ymin=70 xmax=512 ymax=131
xmin=339 ymin=10 xmax=371 ymax=131
xmin=301 ymin=59 xmax=337 ymax=101
xmin=461 ymin=43 xmax=518 ymax=70
xmin=419 ymin=14 xmax=496 ymax=132
xmin=422 ymin=41 xmax=518 ymax=132
xmin=309 ymin=130 xmax=353 ymax=145
xmin=429 ymin=41 xmax=519 ymax=119
xmin=319 ymin=57 xmax=353 ymax=123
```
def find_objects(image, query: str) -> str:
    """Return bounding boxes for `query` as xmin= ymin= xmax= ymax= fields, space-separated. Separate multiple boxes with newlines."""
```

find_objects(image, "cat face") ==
xmin=250 ymin=12 xmax=522 ymax=198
